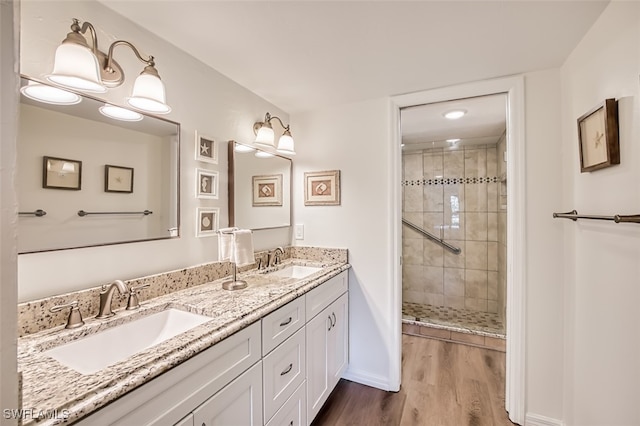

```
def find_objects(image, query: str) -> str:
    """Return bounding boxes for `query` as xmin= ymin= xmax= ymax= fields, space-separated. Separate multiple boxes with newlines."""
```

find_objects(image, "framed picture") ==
xmin=577 ymin=98 xmax=619 ymax=173
xmin=196 ymin=168 xmax=219 ymax=199
xmin=105 ymin=165 xmax=134 ymax=193
xmin=252 ymin=174 xmax=283 ymax=206
xmin=304 ymin=170 xmax=341 ymax=206
xmin=196 ymin=207 xmax=219 ymax=237
xmin=42 ymin=156 xmax=82 ymax=190
xmin=195 ymin=131 xmax=218 ymax=164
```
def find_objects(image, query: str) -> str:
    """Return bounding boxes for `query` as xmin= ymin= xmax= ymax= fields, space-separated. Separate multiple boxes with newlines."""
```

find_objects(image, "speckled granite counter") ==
xmin=17 ymin=256 xmax=350 ymax=425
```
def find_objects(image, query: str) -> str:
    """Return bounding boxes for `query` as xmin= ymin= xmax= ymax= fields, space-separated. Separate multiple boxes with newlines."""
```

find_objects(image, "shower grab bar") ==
xmin=402 ymin=219 xmax=461 ymax=255
xmin=552 ymin=210 xmax=640 ymax=224
xmin=19 ymin=209 xmax=47 ymax=217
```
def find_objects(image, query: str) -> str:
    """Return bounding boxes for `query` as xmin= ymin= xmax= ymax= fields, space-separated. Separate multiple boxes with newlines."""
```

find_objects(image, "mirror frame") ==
xmin=18 ymin=76 xmax=181 ymax=254
xmin=228 ymin=140 xmax=292 ymax=230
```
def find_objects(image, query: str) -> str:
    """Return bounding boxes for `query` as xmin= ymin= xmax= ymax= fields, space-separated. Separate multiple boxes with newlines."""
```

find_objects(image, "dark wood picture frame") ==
xmin=42 ymin=156 xmax=82 ymax=190
xmin=104 ymin=164 xmax=134 ymax=193
xmin=577 ymin=98 xmax=619 ymax=173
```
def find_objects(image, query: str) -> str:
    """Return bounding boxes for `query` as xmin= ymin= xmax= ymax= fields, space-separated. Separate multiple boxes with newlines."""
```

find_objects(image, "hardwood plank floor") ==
xmin=312 ymin=334 xmax=516 ymax=426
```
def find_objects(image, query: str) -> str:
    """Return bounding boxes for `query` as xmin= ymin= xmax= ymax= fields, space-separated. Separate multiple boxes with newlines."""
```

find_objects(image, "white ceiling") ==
xmin=100 ymin=0 xmax=608 ymax=114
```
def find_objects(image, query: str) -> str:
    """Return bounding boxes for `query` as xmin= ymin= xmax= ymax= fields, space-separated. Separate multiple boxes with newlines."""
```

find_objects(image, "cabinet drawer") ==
xmin=266 ymin=381 xmax=306 ymax=426
xmin=263 ymin=327 xmax=306 ymax=423
xmin=306 ymin=271 xmax=347 ymax=321
xmin=262 ymin=296 xmax=305 ymax=355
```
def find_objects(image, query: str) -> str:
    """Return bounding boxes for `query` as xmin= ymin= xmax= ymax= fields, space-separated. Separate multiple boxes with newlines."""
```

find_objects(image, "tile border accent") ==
xmin=402 ymin=176 xmax=499 ymax=186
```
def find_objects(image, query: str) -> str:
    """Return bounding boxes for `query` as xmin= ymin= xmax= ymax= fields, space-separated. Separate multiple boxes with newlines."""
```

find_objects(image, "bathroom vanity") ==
xmin=17 ymin=250 xmax=349 ymax=426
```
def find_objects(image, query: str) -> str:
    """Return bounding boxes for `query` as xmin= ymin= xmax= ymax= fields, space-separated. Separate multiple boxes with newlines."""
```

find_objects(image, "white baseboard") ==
xmin=341 ymin=367 xmax=391 ymax=391
xmin=525 ymin=413 xmax=564 ymax=426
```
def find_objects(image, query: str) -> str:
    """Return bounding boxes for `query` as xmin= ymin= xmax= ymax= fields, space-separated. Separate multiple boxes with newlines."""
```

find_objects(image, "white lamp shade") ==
xmin=20 ymin=82 xmax=81 ymax=105
xmin=127 ymin=73 xmax=171 ymax=114
xmin=254 ymin=125 xmax=275 ymax=146
xmin=276 ymin=134 xmax=296 ymax=155
xmin=46 ymin=43 xmax=106 ymax=93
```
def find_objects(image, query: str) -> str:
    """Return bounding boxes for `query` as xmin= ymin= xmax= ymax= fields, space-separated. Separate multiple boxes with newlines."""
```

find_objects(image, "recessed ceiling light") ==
xmin=444 ymin=110 xmax=466 ymax=120
xmin=447 ymin=138 xmax=460 ymax=143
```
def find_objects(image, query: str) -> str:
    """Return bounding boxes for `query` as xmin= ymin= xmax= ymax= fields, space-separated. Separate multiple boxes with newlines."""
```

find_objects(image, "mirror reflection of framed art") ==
xmin=577 ymin=98 xmax=619 ymax=173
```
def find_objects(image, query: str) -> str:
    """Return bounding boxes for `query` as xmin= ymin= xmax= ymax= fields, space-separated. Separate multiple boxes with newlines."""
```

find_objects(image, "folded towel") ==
xmin=232 ymin=229 xmax=254 ymax=267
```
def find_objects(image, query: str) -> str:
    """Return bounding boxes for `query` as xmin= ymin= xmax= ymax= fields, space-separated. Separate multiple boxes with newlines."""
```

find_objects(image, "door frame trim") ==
xmin=389 ymin=75 xmax=526 ymax=424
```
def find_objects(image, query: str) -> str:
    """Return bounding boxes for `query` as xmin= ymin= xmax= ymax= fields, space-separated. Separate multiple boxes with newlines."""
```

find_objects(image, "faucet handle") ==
xmin=126 ymin=284 xmax=150 ymax=310
xmin=50 ymin=301 xmax=85 ymax=329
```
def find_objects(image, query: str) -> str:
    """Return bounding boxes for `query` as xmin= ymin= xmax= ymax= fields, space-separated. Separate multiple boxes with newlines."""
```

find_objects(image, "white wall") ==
xmin=1 ymin=0 xmax=19 ymax=423
xmin=18 ymin=0 xmax=290 ymax=301
xmin=523 ymin=69 xmax=565 ymax=422
xmin=291 ymin=98 xmax=398 ymax=390
xmin=560 ymin=2 xmax=640 ymax=425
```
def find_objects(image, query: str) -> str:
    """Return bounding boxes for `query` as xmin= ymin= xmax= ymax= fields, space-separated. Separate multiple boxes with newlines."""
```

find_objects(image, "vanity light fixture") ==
xmin=444 ymin=109 xmax=466 ymax=120
xmin=234 ymin=144 xmax=256 ymax=153
xmin=46 ymin=18 xmax=171 ymax=114
xmin=253 ymin=112 xmax=296 ymax=155
xmin=20 ymin=81 xmax=81 ymax=105
xmin=99 ymin=104 xmax=143 ymax=122
xmin=255 ymin=150 xmax=275 ymax=158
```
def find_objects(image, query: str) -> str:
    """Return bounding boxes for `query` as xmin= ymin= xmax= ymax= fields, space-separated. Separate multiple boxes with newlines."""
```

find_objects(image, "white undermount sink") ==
xmin=268 ymin=265 xmax=323 ymax=279
xmin=44 ymin=308 xmax=211 ymax=375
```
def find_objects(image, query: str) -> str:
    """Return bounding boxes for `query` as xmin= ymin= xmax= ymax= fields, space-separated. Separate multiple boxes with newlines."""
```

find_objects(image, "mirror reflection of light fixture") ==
xmin=45 ymin=18 xmax=171 ymax=114
xmin=234 ymin=143 xmax=255 ymax=153
xmin=443 ymin=109 xmax=466 ymax=120
xmin=99 ymin=104 xmax=143 ymax=122
xmin=255 ymin=150 xmax=275 ymax=158
xmin=253 ymin=112 xmax=296 ymax=155
xmin=20 ymin=81 xmax=81 ymax=105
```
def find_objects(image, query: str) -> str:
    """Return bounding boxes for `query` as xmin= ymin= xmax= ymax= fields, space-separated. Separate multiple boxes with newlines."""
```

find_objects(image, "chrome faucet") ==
xmin=267 ymin=247 xmax=284 ymax=267
xmin=96 ymin=279 xmax=128 ymax=319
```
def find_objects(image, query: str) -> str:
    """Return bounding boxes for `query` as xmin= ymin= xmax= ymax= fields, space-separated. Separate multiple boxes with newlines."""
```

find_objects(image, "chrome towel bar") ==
xmin=19 ymin=209 xmax=47 ymax=217
xmin=77 ymin=209 xmax=153 ymax=217
xmin=552 ymin=210 xmax=640 ymax=224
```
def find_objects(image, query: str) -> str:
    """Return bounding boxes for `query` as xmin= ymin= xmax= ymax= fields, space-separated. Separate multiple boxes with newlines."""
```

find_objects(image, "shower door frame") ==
xmin=390 ymin=75 xmax=526 ymax=425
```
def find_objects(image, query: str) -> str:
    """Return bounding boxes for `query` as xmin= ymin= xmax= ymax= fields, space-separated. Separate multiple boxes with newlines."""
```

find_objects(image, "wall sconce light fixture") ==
xmin=253 ymin=112 xmax=296 ymax=155
xmin=44 ymin=18 xmax=171 ymax=114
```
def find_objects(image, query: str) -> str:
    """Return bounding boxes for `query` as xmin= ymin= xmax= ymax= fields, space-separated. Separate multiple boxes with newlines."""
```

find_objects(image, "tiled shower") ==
xmin=401 ymin=136 xmax=507 ymax=335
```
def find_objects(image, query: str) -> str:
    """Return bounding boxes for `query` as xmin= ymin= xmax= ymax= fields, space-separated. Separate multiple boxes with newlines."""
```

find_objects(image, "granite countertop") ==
xmin=17 ymin=258 xmax=350 ymax=425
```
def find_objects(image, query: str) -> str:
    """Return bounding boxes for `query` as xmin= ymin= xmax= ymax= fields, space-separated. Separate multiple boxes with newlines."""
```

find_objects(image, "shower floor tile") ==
xmin=402 ymin=301 xmax=505 ymax=336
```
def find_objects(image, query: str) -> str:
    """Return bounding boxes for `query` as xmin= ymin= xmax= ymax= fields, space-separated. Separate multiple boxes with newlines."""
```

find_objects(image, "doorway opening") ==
xmin=400 ymin=94 xmax=507 ymax=338
xmin=391 ymin=76 xmax=526 ymax=424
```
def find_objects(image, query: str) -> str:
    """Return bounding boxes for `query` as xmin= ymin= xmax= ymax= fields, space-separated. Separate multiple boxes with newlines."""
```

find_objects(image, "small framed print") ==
xmin=577 ymin=98 xmax=619 ymax=173
xmin=252 ymin=174 xmax=283 ymax=206
xmin=304 ymin=170 xmax=340 ymax=206
xmin=195 ymin=131 xmax=218 ymax=164
xmin=196 ymin=168 xmax=219 ymax=199
xmin=105 ymin=165 xmax=134 ymax=193
xmin=196 ymin=207 xmax=219 ymax=237
xmin=42 ymin=156 xmax=82 ymax=190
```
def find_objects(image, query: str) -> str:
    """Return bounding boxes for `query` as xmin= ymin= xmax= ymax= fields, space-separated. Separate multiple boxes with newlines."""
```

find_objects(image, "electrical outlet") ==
xmin=295 ymin=224 xmax=304 ymax=240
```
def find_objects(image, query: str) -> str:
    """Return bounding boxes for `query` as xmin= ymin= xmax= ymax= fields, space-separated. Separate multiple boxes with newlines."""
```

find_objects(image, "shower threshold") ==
xmin=402 ymin=302 xmax=505 ymax=338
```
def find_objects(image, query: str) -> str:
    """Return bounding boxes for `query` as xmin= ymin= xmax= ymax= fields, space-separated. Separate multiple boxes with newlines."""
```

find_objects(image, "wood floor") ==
xmin=312 ymin=334 xmax=516 ymax=426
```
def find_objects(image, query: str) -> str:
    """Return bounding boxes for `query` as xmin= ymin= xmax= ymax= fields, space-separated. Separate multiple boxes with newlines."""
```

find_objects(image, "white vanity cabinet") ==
xmin=192 ymin=361 xmax=263 ymax=426
xmin=305 ymin=273 xmax=349 ymax=424
xmin=74 ymin=270 xmax=348 ymax=426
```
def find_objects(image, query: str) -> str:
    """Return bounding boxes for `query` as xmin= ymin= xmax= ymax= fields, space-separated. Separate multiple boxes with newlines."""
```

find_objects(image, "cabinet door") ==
xmin=306 ymin=306 xmax=332 ymax=423
xmin=327 ymin=292 xmax=349 ymax=390
xmin=193 ymin=361 xmax=263 ymax=426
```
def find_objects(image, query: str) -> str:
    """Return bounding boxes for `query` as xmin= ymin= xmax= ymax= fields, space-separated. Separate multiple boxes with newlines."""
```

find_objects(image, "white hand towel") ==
xmin=218 ymin=231 xmax=234 ymax=262
xmin=232 ymin=229 xmax=254 ymax=267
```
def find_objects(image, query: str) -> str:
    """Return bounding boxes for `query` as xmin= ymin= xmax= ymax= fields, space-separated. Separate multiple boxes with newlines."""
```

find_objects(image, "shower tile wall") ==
xmin=403 ymin=144 xmax=503 ymax=315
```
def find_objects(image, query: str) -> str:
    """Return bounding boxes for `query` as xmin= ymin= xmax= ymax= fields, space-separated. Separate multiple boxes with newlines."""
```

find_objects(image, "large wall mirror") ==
xmin=17 ymin=77 xmax=180 ymax=253
xmin=229 ymin=141 xmax=291 ymax=230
